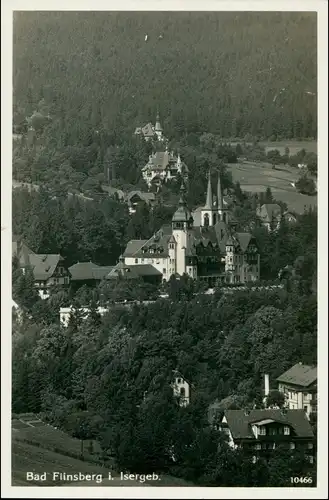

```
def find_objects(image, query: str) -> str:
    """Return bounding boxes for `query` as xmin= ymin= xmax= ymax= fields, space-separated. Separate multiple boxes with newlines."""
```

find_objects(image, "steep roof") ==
xmin=69 ymin=262 xmax=113 ymax=281
xmin=257 ymin=203 xmax=282 ymax=223
xmin=224 ymin=409 xmax=314 ymax=440
xmin=141 ymin=123 xmax=155 ymax=137
xmin=277 ymin=363 xmax=317 ymax=387
xmin=123 ymin=239 xmax=149 ymax=257
xmin=29 ymin=254 xmax=64 ymax=281
xmin=12 ymin=239 xmax=35 ymax=267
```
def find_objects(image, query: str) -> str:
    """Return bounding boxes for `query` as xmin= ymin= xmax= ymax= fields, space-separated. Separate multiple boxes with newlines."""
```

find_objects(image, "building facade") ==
xmin=141 ymin=150 xmax=188 ymax=188
xmin=134 ymin=113 xmax=166 ymax=142
xmin=171 ymin=370 xmax=191 ymax=407
xmin=12 ymin=236 xmax=70 ymax=299
xmin=123 ymin=173 xmax=260 ymax=285
xmin=277 ymin=363 xmax=317 ymax=419
xmin=218 ymin=409 xmax=315 ymax=462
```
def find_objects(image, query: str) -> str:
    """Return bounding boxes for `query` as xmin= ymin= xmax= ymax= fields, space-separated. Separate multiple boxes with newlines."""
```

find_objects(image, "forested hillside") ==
xmin=13 ymin=11 xmax=317 ymax=141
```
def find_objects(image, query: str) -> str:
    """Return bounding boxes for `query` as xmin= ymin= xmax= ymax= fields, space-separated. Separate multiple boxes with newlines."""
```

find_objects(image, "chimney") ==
xmin=264 ymin=374 xmax=270 ymax=397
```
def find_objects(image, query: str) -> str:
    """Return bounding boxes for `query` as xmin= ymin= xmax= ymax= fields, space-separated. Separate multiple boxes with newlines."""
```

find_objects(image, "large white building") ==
xmin=123 ymin=173 xmax=260 ymax=285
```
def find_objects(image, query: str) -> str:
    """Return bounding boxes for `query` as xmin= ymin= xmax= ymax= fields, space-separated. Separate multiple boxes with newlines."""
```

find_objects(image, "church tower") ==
xmin=172 ymin=183 xmax=194 ymax=276
xmin=154 ymin=111 xmax=163 ymax=141
xmin=217 ymin=172 xmax=229 ymax=224
xmin=201 ymin=171 xmax=218 ymax=227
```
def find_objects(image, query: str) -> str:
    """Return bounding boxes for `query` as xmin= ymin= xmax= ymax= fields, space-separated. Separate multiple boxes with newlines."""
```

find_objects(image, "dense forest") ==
xmin=13 ymin=11 xmax=317 ymax=143
xmin=12 ymin=262 xmax=317 ymax=486
xmin=12 ymin=11 xmax=318 ymax=488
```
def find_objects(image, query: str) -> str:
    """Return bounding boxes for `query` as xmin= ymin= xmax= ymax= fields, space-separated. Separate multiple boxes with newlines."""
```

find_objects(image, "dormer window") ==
xmin=284 ymin=426 xmax=290 ymax=435
xmin=259 ymin=426 xmax=266 ymax=436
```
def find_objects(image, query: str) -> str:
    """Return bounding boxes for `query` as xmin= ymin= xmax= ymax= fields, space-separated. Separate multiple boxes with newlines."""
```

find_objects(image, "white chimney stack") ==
xmin=264 ymin=374 xmax=270 ymax=397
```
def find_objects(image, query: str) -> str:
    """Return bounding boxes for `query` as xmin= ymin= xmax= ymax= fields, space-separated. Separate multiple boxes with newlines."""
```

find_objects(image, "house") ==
xmin=28 ymin=254 xmax=70 ymax=299
xmin=282 ymin=211 xmax=298 ymax=224
xmin=171 ymin=370 xmax=192 ymax=407
xmin=256 ymin=203 xmax=282 ymax=231
xmin=218 ymin=409 xmax=315 ymax=462
xmin=68 ymin=262 xmax=114 ymax=291
xmin=141 ymin=150 xmax=188 ymax=188
xmin=125 ymin=190 xmax=156 ymax=214
xmin=12 ymin=236 xmax=70 ymax=299
xmin=277 ymin=363 xmax=317 ymax=418
xmin=12 ymin=236 xmax=35 ymax=269
xmin=123 ymin=173 xmax=260 ymax=286
xmin=134 ymin=113 xmax=166 ymax=142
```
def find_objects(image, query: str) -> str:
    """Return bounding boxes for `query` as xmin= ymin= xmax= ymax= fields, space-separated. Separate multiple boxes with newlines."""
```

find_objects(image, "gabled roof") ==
xmin=224 ymin=409 xmax=314 ymax=439
xmin=29 ymin=254 xmax=64 ymax=281
xmin=12 ymin=239 xmax=35 ymax=267
xmin=277 ymin=363 xmax=317 ymax=387
xmin=126 ymin=191 xmax=155 ymax=204
xmin=69 ymin=262 xmax=113 ymax=281
xmin=257 ymin=203 xmax=282 ymax=223
xmin=235 ymin=233 xmax=253 ymax=252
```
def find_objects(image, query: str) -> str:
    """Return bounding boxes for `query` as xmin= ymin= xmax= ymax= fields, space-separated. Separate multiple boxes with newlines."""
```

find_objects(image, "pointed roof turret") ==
xmin=155 ymin=111 xmax=163 ymax=132
xmin=217 ymin=172 xmax=223 ymax=210
xmin=172 ymin=182 xmax=192 ymax=223
xmin=203 ymin=171 xmax=213 ymax=209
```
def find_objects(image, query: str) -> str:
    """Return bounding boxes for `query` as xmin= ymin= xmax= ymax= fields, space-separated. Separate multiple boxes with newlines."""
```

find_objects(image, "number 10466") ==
xmin=291 ymin=477 xmax=313 ymax=484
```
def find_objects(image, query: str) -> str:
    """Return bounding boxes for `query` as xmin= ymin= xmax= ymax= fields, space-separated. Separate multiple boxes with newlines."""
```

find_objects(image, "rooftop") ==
xmin=224 ymin=409 xmax=314 ymax=440
xmin=277 ymin=363 xmax=317 ymax=387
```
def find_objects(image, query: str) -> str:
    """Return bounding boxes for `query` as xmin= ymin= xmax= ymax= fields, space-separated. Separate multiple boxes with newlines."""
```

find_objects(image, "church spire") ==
xmin=217 ymin=172 xmax=223 ymax=211
xmin=155 ymin=110 xmax=162 ymax=132
xmin=204 ymin=171 xmax=213 ymax=209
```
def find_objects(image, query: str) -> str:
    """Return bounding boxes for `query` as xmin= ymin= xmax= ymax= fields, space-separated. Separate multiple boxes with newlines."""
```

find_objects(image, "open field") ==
xmin=259 ymin=140 xmax=317 ymax=156
xmin=227 ymin=161 xmax=317 ymax=214
xmin=12 ymin=415 xmax=193 ymax=487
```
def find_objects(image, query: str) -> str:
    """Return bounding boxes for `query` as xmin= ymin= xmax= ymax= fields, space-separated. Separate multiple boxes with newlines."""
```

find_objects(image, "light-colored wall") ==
xmin=124 ymin=255 xmax=170 ymax=277
xmin=60 ymin=306 xmax=109 ymax=327
xmin=172 ymin=376 xmax=190 ymax=406
xmin=173 ymin=229 xmax=187 ymax=276
xmin=278 ymin=383 xmax=315 ymax=417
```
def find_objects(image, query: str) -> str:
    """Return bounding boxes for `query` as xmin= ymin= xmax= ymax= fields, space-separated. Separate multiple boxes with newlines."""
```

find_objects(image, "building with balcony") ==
xmin=218 ymin=409 xmax=315 ymax=462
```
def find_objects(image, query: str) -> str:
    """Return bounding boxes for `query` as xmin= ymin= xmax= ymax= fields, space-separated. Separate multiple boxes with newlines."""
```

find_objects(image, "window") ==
xmin=307 ymin=443 xmax=313 ymax=450
xmin=64 ymin=277 xmax=69 ymax=285
xmin=269 ymin=427 xmax=277 ymax=435
xmin=255 ymin=443 xmax=261 ymax=450
xmin=259 ymin=427 xmax=266 ymax=436
xmin=284 ymin=426 xmax=290 ymax=435
xmin=135 ymin=258 xmax=138 ymax=264
xmin=177 ymin=378 xmax=182 ymax=384
xmin=141 ymin=258 xmax=144 ymax=263
xmin=307 ymin=455 xmax=314 ymax=464
xmin=290 ymin=442 xmax=296 ymax=450
xmin=180 ymin=387 xmax=186 ymax=396
xmin=163 ymin=268 xmax=166 ymax=274
xmin=304 ymin=406 xmax=308 ymax=412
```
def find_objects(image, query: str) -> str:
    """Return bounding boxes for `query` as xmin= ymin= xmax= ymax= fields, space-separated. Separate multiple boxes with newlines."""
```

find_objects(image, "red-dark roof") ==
xmin=224 ymin=409 xmax=314 ymax=440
